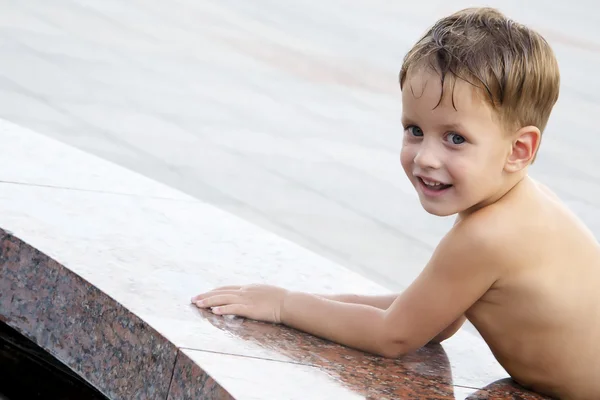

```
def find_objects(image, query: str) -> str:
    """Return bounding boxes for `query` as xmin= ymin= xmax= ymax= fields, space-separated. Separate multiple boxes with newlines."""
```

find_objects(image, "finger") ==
xmin=212 ymin=304 xmax=249 ymax=317
xmin=194 ymin=294 xmax=240 ymax=308
xmin=191 ymin=289 xmax=241 ymax=303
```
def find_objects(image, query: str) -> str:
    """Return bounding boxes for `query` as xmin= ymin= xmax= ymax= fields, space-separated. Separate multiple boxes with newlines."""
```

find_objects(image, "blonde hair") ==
xmin=399 ymin=7 xmax=560 ymax=134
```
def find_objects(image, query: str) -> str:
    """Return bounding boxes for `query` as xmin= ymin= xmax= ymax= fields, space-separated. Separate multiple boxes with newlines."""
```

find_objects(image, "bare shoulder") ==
xmin=531 ymin=178 xmax=561 ymax=201
xmin=382 ymin=209 xmax=513 ymax=350
xmin=425 ymin=215 xmax=509 ymax=296
xmin=449 ymin=203 xmax=530 ymax=275
xmin=452 ymin=206 xmax=518 ymax=257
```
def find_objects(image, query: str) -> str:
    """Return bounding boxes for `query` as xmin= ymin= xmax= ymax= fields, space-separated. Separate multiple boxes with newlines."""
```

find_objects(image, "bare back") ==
xmin=466 ymin=178 xmax=600 ymax=399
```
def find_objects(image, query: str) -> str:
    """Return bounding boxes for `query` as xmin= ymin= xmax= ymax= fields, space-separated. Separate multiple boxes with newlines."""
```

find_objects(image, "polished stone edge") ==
xmin=0 ymin=228 xmax=178 ymax=400
xmin=0 ymin=222 xmax=550 ymax=400
xmin=463 ymin=378 xmax=551 ymax=399
xmin=167 ymin=350 xmax=234 ymax=400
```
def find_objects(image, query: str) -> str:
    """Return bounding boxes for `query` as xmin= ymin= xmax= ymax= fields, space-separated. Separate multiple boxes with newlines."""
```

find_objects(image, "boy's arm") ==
xmin=314 ymin=293 xmax=398 ymax=310
xmin=193 ymin=218 xmax=503 ymax=357
xmin=375 ymin=219 xmax=503 ymax=354
xmin=314 ymin=294 xmax=466 ymax=343
xmin=429 ymin=315 xmax=467 ymax=343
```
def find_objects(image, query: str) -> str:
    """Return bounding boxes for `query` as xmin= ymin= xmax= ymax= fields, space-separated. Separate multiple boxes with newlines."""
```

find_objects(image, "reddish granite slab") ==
xmin=167 ymin=350 xmax=234 ymax=400
xmin=0 ymin=125 xmax=552 ymax=399
xmin=190 ymin=308 xmax=550 ymax=399
xmin=1 ymin=223 xmax=549 ymax=400
xmin=464 ymin=379 xmax=551 ymax=399
xmin=0 ymin=134 xmax=557 ymax=394
xmin=176 ymin=346 xmax=548 ymax=400
xmin=0 ymin=206 xmax=550 ymax=400
xmin=0 ymin=228 xmax=178 ymax=400
xmin=0 ymin=321 xmax=109 ymax=400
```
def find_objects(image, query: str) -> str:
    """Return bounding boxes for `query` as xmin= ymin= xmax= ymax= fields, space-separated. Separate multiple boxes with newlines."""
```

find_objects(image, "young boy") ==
xmin=192 ymin=8 xmax=600 ymax=399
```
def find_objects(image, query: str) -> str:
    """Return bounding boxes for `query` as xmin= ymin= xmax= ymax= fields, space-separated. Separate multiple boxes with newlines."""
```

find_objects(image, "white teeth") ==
xmin=421 ymin=178 xmax=443 ymax=186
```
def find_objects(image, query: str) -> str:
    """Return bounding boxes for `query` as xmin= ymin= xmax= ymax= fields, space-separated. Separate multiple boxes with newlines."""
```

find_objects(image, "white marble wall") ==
xmin=0 ymin=0 xmax=598 ymax=295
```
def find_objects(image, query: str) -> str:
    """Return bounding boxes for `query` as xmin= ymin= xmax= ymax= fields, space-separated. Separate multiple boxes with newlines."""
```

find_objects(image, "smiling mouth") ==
xmin=417 ymin=177 xmax=453 ymax=191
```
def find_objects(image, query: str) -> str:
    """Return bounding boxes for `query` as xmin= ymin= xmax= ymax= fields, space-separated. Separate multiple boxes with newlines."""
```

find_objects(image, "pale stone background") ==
xmin=0 ymin=0 xmax=598 ymax=292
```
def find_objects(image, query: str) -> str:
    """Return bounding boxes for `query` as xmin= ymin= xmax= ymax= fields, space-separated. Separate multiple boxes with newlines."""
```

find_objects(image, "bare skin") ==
xmin=192 ymin=68 xmax=600 ymax=399
xmin=316 ymin=179 xmax=600 ymax=399
xmin=465 ymin=179 xmax=600 ymax=399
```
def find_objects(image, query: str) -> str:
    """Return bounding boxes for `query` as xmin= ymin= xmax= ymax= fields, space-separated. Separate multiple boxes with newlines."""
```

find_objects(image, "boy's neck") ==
xmin=457 ymin=171 xmax=530 ymax=220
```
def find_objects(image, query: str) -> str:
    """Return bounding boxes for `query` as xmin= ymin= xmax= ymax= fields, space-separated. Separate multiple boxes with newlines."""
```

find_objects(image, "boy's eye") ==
xmin=407 ymin=125 xmax=423 ymax=137
xmin=447 ymin=132 xmax=465 ymax=145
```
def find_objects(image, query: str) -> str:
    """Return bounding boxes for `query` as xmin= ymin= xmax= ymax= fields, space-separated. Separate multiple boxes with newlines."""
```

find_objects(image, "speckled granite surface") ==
xmin=184 ymin=310 xmax=548 ymax=400
xmin=167 ymin=350 xmax=233 ymax=400
xmin=0 ymin=229 xmax=178 ymax=400
xmin=0 ymin=320 xmax=109 ymax=400
xmin=0 ymin=120 xmax=550 ymax=399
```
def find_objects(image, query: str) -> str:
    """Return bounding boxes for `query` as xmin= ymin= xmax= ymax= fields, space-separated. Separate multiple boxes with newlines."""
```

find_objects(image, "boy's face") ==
xmin=400 ymin=68 xmax=513 ymax=217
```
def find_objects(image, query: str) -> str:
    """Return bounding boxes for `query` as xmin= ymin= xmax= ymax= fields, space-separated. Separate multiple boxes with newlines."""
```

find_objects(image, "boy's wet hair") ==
xmin=399 ymin=7 xmax=560 ymax=134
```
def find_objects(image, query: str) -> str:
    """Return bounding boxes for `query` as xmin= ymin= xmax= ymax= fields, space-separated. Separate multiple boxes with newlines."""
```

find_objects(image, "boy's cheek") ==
xmin=399 ymin=146 xmax=413 ymax=163
xmin=400 ymin=149 xmax=416 ymax=173
xmin=399 ymin=156 xmax=411 ymax=177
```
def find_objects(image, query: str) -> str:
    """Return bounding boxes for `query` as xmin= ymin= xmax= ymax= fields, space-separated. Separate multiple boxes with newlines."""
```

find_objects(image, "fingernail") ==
xmin=212 ymin=307 xmax=221 ymax=314
xmin=195 ymin=300 xmax=204 ymax=307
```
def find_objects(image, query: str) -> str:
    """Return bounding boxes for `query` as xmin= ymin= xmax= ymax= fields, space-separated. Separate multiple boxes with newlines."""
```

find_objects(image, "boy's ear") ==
xmin=504 ymin=126 xmax=541 ymax=172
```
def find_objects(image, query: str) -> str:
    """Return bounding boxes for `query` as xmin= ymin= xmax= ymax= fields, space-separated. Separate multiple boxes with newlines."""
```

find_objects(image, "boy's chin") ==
xmin=419 ymin=200 xmax=460 ymax=217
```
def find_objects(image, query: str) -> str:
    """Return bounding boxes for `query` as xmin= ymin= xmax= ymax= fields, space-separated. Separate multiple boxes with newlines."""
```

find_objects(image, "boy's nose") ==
xmin=414 ymin=143 xmax=442 ymax=170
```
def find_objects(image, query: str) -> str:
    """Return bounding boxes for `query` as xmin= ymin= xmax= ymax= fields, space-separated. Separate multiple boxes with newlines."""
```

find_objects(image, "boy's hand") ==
xmin=191 ymin=284 xmax=289 ymax=324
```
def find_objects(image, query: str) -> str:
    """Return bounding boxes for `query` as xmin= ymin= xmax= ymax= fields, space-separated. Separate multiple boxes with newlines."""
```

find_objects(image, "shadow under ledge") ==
xmin=0 ymin=320 xmax=109 ymax=400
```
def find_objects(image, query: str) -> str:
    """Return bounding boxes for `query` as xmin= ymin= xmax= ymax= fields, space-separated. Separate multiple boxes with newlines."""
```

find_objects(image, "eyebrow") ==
xmin=439 ymin=122 xmax=466 ymax=133
xmin=401 ymin=114 xmax=417 ymax=127
xmin=400 ymin=118 xmax=466 ymax=133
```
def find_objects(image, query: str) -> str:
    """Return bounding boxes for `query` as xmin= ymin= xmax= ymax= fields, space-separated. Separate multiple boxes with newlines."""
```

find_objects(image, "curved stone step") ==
xmin=0 ymin=120 xmax=547 ymax=399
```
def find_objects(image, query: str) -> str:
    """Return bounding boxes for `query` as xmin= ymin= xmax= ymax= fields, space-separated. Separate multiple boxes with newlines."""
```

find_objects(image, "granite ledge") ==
xmin=167 ymin=350 xmax=234 ymax=400
xmin=0 ymin=228 xmax=177 ymax=400
xmin=182 ymin=309 xmax=550 ymax=400
xmin=0 ymin=118 xmax=551 ymax=399
xmin=0 ymin=226 xmax=550 ymax=400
